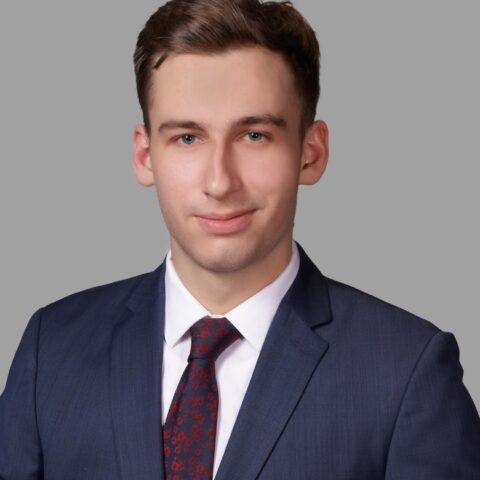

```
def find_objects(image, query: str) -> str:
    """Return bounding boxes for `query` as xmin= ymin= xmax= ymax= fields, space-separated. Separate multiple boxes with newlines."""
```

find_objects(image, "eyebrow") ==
xmin=157 ymin=114 xmax=287 ymax=134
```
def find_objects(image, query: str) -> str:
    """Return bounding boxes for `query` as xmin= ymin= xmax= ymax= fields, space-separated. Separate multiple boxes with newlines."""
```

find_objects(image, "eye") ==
xmin=175 ymin=134 xmax=198 ymax=145
xmin=246 ymin=131 xmax=267 ymax=142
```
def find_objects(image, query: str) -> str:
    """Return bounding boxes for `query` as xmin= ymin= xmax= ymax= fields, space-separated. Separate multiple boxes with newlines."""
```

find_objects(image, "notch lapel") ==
xmin=108 ymin=242 xmax=331 ymax=480
xmin=214 ymin=242 xmax=332 ymax=480
xmin=110 ymin=261 xmax=167 ymax=480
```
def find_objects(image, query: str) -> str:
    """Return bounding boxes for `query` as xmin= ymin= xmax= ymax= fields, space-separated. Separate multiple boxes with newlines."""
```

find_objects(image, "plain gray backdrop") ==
xmin=1 ymin=1 xmax=479 ymax=408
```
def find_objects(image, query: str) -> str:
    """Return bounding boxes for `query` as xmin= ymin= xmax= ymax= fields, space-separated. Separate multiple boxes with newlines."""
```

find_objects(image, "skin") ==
xmin=132 ymin=46 xmax=329 ymax=314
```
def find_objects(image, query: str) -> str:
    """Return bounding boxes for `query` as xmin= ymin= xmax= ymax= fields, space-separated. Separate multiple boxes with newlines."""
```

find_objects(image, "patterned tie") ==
xmin=163 ymin=316 xmax=242 ymax=480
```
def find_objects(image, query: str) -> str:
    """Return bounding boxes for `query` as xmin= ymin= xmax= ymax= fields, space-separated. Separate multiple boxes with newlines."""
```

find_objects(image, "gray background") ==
xmin=1 ymin=1 xmax=479 ymax=408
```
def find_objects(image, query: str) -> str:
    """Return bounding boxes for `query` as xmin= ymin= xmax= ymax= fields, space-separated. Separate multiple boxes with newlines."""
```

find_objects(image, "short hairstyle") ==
xmin=134 ymin=0 xmax=320 ymax=139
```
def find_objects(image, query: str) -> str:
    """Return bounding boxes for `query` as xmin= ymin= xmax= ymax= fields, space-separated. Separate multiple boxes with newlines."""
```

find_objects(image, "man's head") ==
xmin=134 ymin=0 xmax=320 ymax=140
xmin=132 ymin=0 xmax=328 ymax=278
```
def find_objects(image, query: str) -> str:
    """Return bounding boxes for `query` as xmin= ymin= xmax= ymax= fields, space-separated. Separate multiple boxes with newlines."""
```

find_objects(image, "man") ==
xmin=1 ymin=0 xmax=479 ymax=478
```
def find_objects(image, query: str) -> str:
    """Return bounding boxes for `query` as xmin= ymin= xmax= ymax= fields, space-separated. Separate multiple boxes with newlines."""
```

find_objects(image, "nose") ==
xmin=203 ymin=141 xmax=242 ymax=199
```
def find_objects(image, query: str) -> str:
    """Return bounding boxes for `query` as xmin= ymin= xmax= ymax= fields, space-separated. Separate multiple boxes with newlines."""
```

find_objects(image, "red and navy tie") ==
xmin=163 ymin=316 xmax=242 ymax=480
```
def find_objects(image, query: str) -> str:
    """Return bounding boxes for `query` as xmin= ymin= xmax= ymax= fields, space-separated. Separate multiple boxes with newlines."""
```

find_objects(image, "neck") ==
xmin=170 ymin=237 xmax=294 ymax=315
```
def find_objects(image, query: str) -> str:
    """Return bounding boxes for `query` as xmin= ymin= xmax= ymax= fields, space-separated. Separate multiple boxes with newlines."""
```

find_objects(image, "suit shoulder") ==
xmin=40 ymin=268 xmax=156 ymax=320
xmin=324 ymin=275 xmax=443 ymax=340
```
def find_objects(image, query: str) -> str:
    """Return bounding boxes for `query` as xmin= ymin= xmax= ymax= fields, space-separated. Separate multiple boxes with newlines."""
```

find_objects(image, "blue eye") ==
xmin=177 ymin=134 xmax=197 ymax=145
xmin=247 ymin=132 xmax=265 ymax=141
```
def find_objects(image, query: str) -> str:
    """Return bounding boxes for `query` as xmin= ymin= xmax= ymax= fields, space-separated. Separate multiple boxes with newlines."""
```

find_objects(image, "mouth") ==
xmin=196 ymin=209 xmax=256 ymax=234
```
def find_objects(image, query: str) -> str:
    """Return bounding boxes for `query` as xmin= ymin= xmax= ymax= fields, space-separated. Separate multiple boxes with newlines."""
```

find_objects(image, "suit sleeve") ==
xmin=385 ymin=331 xmax=480 ymax=479
xmin=0 ymin=308 xmax=44 ymax=479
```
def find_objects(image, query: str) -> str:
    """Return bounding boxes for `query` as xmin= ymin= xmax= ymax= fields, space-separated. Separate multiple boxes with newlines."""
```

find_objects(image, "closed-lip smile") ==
xmin=196 ymin=209 xmax=256 ymax=234
xmin=197 ymin=209 xmax=255 ymax=220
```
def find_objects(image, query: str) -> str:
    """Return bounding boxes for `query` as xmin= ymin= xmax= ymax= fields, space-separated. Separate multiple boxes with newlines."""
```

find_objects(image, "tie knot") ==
xmin=188 ymin=316 xmax=242 ymax=362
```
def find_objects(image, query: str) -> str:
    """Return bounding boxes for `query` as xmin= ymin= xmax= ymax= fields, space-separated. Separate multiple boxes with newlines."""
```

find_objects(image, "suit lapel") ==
xmin=110 ymin=261 xmax=167 ymax=480
xmin=214 ymin=242 xmax=332 ymax=480
xmin=109 ymin=242 xmax=332 ymax=480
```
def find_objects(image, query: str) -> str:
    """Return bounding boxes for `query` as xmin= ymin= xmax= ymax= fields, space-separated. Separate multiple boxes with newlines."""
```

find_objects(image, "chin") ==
xmin=195 ymin=248 xmax=255 ymax=273
xmin=184 ymin=239 xmax=263 ymax=274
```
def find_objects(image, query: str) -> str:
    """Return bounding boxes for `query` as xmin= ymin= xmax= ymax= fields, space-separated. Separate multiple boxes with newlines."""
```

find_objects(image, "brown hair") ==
xmin=134 ymin=0 xmax=320 ymax=139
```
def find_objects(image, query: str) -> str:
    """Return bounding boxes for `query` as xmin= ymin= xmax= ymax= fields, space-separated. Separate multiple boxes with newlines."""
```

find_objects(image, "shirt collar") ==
xmin=164 ymin=240 xmax=300 ymax=351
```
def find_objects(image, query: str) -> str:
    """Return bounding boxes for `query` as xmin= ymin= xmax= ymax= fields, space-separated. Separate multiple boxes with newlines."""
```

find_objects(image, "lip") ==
xmin=196 ymin=209 xmax=256 ymax=234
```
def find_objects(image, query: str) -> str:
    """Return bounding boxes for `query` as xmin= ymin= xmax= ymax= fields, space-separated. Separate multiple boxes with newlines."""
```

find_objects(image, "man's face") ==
xmin=133 ymin=46 xmax=327 ymax=274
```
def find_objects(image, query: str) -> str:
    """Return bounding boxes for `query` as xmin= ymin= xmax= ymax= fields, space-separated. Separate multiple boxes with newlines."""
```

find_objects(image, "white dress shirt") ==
xmin=162 ymin=240 xmax=300 ymax=477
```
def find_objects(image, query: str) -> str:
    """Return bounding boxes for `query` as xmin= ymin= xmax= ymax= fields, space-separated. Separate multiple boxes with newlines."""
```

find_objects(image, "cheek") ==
xmin=152 ymin=158 xmax=198 ymax=206
xmin=245 ymin=154 xmax=299 ymax=203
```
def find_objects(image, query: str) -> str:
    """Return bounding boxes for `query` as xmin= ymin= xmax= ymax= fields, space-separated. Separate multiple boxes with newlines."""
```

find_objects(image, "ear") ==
xmin=132 ymin=124 xmax=154 ymax=187
xmin=298 ymin=120 xmax=329 ymax=185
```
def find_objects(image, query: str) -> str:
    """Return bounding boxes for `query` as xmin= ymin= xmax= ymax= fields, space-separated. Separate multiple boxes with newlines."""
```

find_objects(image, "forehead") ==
xmin=148 ymin=46 xmax=301 ymax=128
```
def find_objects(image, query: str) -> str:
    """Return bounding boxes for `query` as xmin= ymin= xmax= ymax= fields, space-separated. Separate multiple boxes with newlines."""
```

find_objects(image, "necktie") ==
xmin=163 ymin=316 xmax=242 ymax=480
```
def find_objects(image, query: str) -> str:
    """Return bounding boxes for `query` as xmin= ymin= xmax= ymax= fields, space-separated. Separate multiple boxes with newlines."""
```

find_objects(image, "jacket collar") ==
xmin=110 ymin=241 xmax=332 ymax=480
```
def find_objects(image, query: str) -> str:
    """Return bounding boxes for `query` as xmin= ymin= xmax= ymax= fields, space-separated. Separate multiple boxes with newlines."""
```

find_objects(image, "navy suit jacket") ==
xmin=1 ymin=242 xmax=480 ymax=479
